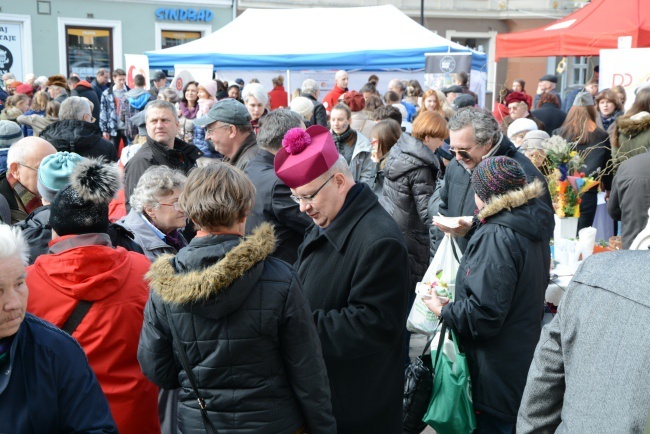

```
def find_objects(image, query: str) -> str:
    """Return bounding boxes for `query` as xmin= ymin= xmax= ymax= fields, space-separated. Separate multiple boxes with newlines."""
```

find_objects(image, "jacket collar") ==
xmin=477 ymin=179 xmax=545 ymax=221
xmin=49 ymin=233 xmax=113 ymax=254
xmin=147 ymin=223 xmax=276 ymax=305
xmin=229 ymin=132 xmax=257 ymax=165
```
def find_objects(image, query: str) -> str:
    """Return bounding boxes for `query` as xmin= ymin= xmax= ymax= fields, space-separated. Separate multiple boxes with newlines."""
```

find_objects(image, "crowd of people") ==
xmin=1 ymin=65 xmax=649 ymax=434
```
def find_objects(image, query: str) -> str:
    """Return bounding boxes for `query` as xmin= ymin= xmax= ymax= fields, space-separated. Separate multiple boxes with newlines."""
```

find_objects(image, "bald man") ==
xmin=322 ymin=70 xmax=349 ymax=116
xmin=1 ymin=137 xmax=56 ymax=223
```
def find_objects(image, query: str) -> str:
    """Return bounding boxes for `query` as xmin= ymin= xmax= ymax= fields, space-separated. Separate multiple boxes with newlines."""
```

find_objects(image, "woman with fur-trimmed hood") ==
xmin=137 ymin=162 xmax=336 ymax=434
xmin=424 ymin=156 xmax=554 ymax=432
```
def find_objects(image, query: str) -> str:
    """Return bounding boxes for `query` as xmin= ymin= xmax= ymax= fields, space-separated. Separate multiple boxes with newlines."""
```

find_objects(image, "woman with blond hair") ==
xmin=138 ymin=162 xmax=336 ymax=434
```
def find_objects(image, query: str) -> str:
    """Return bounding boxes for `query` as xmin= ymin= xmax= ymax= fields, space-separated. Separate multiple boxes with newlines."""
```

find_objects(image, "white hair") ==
xmin=301 ymin=79 xmax=319 ymax=97
xmin=242 ymin=83 xmax=269 ymax=107
xmin=7 ymin=138 xmax=31 ymax=167
xmin=129 ymin=166 xmax=187 ymax=213
xmin=35 ymin=76 xmax=48 ymax=86
xmin=24 ymin=73 xmax=35 ymax=82
xmin=59 ymin=96 xmax=91 ymax=121
xmin=0 ymin=224 xmax=29 ymax=265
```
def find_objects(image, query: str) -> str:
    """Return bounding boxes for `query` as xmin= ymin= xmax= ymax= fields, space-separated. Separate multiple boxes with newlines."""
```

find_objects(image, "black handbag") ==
xmin=403 ymin=322 xmax=446 ymax=434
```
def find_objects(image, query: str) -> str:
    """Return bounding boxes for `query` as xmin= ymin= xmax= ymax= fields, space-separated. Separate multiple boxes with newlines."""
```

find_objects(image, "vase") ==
xmin=554 ymin=215 xmax=579 ymax=240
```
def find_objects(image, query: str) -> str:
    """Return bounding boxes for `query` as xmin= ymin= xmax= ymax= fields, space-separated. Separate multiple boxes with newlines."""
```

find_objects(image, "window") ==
xmin=570 ymin=56 xmax=588 ymax=86
xmin=161 ymin=30 xmax=201 ymax=49
xmin=65 ymin=26 xmax=112 ymax=79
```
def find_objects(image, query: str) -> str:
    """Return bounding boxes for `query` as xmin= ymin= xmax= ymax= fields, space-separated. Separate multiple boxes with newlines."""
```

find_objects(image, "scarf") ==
xmin=332 ymin=127 xmax=353 ymax=150
xmin=164 ymin=230 xmax=184 ymax=252
xmin=7 ymin=172 xmax=41 ymax=214
xmin=179 ymin=102 xmax=199 ymax=119
xmin=197 ymin=98 xmax=215 ymax=118
xmin=600 ymin=113 xmax=616 ymax=131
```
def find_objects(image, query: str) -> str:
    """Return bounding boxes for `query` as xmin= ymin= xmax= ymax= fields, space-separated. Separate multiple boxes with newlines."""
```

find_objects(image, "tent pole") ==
xmin=420 ymin=0 xmax=424 ymax=26
xmin=287 ymin=70 xmax=291 ymax=104
xmin=232 ymin=0 xmax=237 ymax=22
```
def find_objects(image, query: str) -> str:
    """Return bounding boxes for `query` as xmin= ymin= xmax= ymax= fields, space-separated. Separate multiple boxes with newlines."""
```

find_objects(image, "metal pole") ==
xmin=232 ymin=0 xmax=237 ymax=22
xmin=420 ymin=0 xmax=424 ymax=26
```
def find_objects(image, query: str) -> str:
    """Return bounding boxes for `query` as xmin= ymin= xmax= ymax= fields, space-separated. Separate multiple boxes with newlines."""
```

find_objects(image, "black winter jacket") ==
xmin=40 ymin=120 xmax=117 ymax=162
xmin=244 ymin=149 xmax=312 ymax=264
xmin=441 ymin=180 xmax=553 ymax=423
xmin=531 ymin=103 xmax=566 ymax=136
xmin=303 ymin=93 xmax=328 ymax=127
xmin=436 ymin=133 xmax=553 ymax=253
xmin=382 ymin=133 xmax=439 ymax=287
xmin=72 ymin=83 xmax=101 ymax=128
xmin=138 ymin=224 xmax=336 ymax=434
xmin=295 ymin=184 xmax=409 ymax=433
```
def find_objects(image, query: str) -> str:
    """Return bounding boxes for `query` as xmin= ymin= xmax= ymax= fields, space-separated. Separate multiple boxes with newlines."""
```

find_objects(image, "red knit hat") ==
xmin=343 ymin=91 xmax=365 ymax=112
xmin=505 ymin=91 xmax=528 ymax=106
xmin=15 ymin=83 xmax=34 ymax=96
xmin=274 ymin=125 xmax=340 ymax=188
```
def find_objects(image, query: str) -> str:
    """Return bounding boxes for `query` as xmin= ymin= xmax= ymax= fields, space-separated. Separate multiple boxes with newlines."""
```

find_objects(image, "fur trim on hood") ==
xmin=477 ymin=179 xmax=545 ymax=221
xmin=617 ymin=111 xmax=650 ymax=138
xmin=147 ymin=223 xmax=276 ymax=305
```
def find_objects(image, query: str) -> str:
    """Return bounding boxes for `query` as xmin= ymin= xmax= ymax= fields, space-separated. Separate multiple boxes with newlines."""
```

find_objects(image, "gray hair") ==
xmin=389 ymin=79 xmax=406 ymax=92
xmin=96 ymin=68 xmax=108 ymax=77
xmin=159 ymin=88 xmax=180 ymax=104
xmin=59 ymin=96 xmax=91 ymax=121
xmin=324 ymin=155 xmax=353 ymax=181
xmin=257 ymin=109 xmax=303 ymax=152
xmin=144 ymin=99 xmax=178 ymax=122
xmin=7 ymin=137 xmax=44 ymax=167
xmin=301 ymin=79 xmax=319 ymax=97
xmin=0 ymin=224 xmax=29 ymax=266
xmin=447 ymin=107 xmax=499 ymax=147
xmin=2 ymin=73 xmax=15 ymax=81
xmin=242 ymin=83 xmax=269 ymax=107
xmin=129 ymin=166 xmax=187 ymax=213
xmin=50 ymin=85 xmax=68 ymax=97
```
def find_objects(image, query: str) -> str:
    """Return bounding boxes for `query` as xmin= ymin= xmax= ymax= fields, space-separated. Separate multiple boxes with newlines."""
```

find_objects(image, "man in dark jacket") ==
xmin=68 ymin=76 xmax=100 ymax=128
xmin=433 ymin=107 xmax=553 ymax=254
xmin=244 ymin=108 xmax=312 ymax=264
xmin=0 ymin=224 xmax=117 ymax=434
xmin=426 ymin=157 xmax=554 ymax=431
xmin=91 ymin=68 xmax=110 ymax=101
xmin=123 ymin=100 xmax=201 ymax=202
xmin=531 ymin=92 xmax=566 ymax=136
xmin=40 ymin=96 xmax=117 ymax=162
xmin=301 ymin=79 xmax=328 ymax=127
xmin=275 ymin=125 xmax=410 ymax=433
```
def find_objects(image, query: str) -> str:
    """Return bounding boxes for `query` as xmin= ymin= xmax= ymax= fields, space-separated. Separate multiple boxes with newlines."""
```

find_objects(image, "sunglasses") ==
xmin=449 ymin=145 xmax=477 ymax=160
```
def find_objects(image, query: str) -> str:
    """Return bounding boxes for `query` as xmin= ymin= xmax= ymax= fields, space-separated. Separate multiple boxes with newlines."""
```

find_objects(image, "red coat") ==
xmin=27 ymin=235 xmax=160 ymax=434
xmin=268 ymin=85 xmax=288 ymax=110
xmin=322 ymin=85 xmax=346 ymax=114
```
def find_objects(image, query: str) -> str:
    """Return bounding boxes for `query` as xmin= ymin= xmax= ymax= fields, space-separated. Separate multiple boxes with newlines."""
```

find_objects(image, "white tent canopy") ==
xmin=146 ymin=5 xmax=486 ymax=72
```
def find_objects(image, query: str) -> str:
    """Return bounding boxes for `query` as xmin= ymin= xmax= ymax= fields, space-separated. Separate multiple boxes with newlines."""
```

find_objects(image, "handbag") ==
xmin=164 ymin=305 xmax=218 ymax=434
xmin=403 ymin=322 xmax=445 ymax=433
xmin=423 ymin=322 xmax=477 ymax=434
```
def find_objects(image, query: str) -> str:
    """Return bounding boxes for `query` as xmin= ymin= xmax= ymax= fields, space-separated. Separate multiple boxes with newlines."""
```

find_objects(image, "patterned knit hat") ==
xmin=471 ymin=156 xmax=527 ymax=203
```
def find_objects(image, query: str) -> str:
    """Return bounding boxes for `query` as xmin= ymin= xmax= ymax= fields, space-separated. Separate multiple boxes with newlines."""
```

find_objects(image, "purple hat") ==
xmin=274 ymin=125 xmax=339 ymax=188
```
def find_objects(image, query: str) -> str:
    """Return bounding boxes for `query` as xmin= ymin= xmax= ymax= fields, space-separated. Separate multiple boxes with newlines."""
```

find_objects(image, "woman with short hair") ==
xmin=138 ymin=162 xmax=337 ymax=434
xmin=242 ymin=83 xmax=269 ymax=134
xmin=595 ymin=89 xmax=624 ymax=135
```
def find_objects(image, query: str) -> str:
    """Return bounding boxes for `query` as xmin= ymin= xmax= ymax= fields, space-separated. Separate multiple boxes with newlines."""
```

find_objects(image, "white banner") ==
xmin=174 ymin=64 xmax=213 ymax=88
xmin=0 ymin=23 xmax=23 ymax=80
xmin=124 ymin=54 xmax=150 ymax=90
xmin=600 ymin=48 xmax=650 ymax=111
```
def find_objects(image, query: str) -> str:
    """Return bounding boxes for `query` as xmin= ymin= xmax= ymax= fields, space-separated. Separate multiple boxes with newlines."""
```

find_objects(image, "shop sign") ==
xmin=0 ymin=23 xmax=22 ymax=79
xmin=155 ymin=8 xmax=214 ymax=22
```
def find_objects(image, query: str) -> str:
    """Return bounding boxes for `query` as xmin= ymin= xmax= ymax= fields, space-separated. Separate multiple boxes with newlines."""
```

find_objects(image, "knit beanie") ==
xmin=0 ymin=121 xmax=23 ymax=149
xmin=37 ymin=151 xmax=85 ymax=203
xmin=471 ymin=156 xmax=527 ymax=203
xmin=289 ymin=96 xmax=314 ymax=120
xmin=199 ymin=81 xmax=217 ymax=99
xmin=49 ymin=158 xmax=119 ymax=236
xmin=507 ymin=118 xmax=538 ymax=139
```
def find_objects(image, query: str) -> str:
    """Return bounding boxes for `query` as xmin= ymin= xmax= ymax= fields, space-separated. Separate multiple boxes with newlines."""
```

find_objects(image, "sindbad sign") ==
xmin=155 ymin=8 xmax=214 ymax=22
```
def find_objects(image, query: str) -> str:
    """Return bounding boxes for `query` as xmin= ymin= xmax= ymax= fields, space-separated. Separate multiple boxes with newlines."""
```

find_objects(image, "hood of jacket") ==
xmin=40 ymin=119 xmax=103 ymax=152
xmin=385 ymin=133 xmax=438 ymax=181
xmin=147 ymin=223 xmax=275 ymax=317
xmin=351 ymin=130 xmax=372 ymax=160
xmin=29 ymin=235 xmax=135 ymax=301
xmin=125 ymin=88 xmax=151 ymax=110
xmin=617 ymin=111 xmax=650 ymax=138
xmin=76 ymin=80 xmax=92 ymax=91
xmin=477 ymin=179 xmax=552 ymax=241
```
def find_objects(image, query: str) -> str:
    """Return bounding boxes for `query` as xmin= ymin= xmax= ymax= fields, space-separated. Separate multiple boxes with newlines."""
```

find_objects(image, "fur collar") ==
xmin=147 ymin=223 xmax=276 ymax=305
xmin=477 ymin=179 xmax=545 ymax=221
xmin=617 ymin=111 xmax=650 ymax=137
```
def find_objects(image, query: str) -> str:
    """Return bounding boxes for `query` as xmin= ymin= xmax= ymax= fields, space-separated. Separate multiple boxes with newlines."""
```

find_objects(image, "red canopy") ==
xmin=496 ymin=0 xmax=650 ymax=60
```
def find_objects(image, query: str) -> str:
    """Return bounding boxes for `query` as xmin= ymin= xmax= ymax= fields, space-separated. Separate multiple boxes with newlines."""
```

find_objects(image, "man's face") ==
xmin=291 ymin=173 xmax=344 ymax=229
xmin=245 ymin=97 xmax=265 ymax=120
xmin=146 ymin=107 xmax=179 ymax=148
xmin=97 ymin=73 xmax=109 ymax=85
xmin=47 ymin=87 xmax=59 ymax=99
xmin=508 ymin=102 xmax=527 ymax=120
xmin=336 ymin=73 xmax=348 ymax=89
xmin=449 ymin=126 xmax=493 ymax=170
xmin=155 ymin=78 xmax=167 ymax=89
xmin=585 ymin=83 xmax=598 ymax=96
xmin=205 ymin=121 xmax=236 ymax=158
xmin=114 ymin=75 xmax=126 ymax=89
xmin=0 ymin=256 xmax=28 ymax=339
xmin=446 ymin=92 xmax=457 ymax=104
xmin=12 ymin=144 xmax=56 ymax=195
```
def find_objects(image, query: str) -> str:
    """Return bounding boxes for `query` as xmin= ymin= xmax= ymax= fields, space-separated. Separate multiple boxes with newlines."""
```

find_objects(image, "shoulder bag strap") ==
xmin=164 ymin=304 xmax=218 ymax=434
xmin=432 ymin=320 xmax=448 ymax=373
xmin=61 ymin=300 xmax=94 ymax=335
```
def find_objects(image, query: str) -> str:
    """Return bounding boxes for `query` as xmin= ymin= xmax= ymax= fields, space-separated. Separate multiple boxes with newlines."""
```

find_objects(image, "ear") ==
xmin=8 ymin=161 xmax=20 ymax=180
xmin=143 ymin=205 xmax=156 ymax=220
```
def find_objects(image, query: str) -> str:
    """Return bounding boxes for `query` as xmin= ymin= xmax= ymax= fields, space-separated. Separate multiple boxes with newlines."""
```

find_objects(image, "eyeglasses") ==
xmin=159 ymin=202 xmax=182 ymax=211
xmin=205 ymin=124 xmax=231 ymax=135
xmin=290 ymin=175 xmax=334 ymax=204
xmin=18 ymin=162 xmax=38 ymax=171
xmin=449 ymin=145 xmax=477 ymax=160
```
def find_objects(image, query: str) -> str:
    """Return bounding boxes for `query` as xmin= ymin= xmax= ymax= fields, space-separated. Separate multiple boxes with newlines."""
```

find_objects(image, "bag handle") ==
xmin=432 ymin=320 xmax=448 ymax=373
xmin=449 ymin=236 xmax=461 ymax=264
xmin=164 ymin=304 xmax=218 ymax=434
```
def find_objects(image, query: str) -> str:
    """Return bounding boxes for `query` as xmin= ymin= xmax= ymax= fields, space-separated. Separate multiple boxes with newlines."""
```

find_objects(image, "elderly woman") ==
xmin=503 ymin=92 xmax=545 ymax=132
xmin=117 ymin=165 xmax=187 ymax=262
xmin=242 ymin=83 xmax=269 ymax=134
xmin=425 ymin=156 xmax=553 ymax=433
xmin=507 ymin=118 xmax=538 ymax=148
xmin=519 ymin=130 xmax=551 ymax=174
xmin=329 ymin=103 xmax=374 ymax=184
xmin=138 ymin=162 xmax=336 ymax=433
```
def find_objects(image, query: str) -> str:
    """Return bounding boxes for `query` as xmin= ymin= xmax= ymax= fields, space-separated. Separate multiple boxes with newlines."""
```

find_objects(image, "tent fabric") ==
xmin=146 ymin=5 xmax=486 ymax=71
xmin=495 ymin=0 xmax=650 ymax=60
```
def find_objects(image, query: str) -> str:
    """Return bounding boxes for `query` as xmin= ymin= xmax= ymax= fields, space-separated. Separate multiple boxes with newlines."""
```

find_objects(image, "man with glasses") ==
xmin=198 ymin=98 xmax=258 ymax=170
xmin=1 ymin=137 xmax=55 ymax=223
xmin=501 ymin=92 xmax=545 ymax=132
xmin=123 ymin=100 xmax=201 ymax=203
xmin=432 ymin=107 xmax=552 ymax=254
xmin=274 ymin=125 xmax=409 ymax=433
xmin=40 ymin=96 xmax=117 ymax=163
